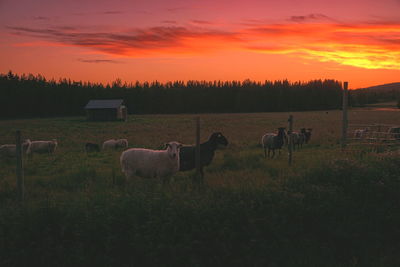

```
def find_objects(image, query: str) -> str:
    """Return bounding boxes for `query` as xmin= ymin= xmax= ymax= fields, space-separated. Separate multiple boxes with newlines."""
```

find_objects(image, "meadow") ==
xmin=1 ymin=109 xmax=400 ymax=267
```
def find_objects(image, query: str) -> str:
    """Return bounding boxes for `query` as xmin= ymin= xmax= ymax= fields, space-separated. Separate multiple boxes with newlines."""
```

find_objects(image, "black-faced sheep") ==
xmin=179 ymin=132 xmax=228 ymax=176
xmin=261 ymin=127 xmax=286 ymax=158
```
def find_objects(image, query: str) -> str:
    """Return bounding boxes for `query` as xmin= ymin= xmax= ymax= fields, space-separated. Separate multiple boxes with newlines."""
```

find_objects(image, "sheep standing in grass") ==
xmin=288 ymin=131 xmax=302 ymax=150
xmin=179 ymin=132 xmax=228 ymax=176
xmin=261 ymin=127 xmax=286 ymax=158
xmin=120 ymin=141 xmax=182 ymax=181
xmin=303 ymin=128 xmax=312 ymax=144
xmin=103 ymin=139 xmax=128 ymax=150
xmin=0 ymin=139 xmax=31 ymax=158
xmin=354 ymin=128 xmax=369 ymax=139
xmin=27 ymin=139 xmax=57 ymax=155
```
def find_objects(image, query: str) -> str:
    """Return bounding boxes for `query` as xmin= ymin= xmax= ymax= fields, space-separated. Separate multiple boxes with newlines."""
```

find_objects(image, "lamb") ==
xmin=120 ymin=141 xmax=182 ymax=180
xmin=0 ymin=139 xmax=31 ymax=157
xmin=179 ymin=132 xmax=228 ymax=176
xmin=102 ymin=139 xmax=128 ymax=150
xmin=261 ymin=127 xmax=286 ymax=158
xmin=85 ymin=142 xmax=100 ymax=153
xmin=27 ymin=139 xmax=58 ymax=155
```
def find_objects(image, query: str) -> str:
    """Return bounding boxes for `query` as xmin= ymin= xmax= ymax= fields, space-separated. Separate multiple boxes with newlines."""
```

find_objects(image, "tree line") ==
xmin=0 ymin=71 xmax=345 ymax=118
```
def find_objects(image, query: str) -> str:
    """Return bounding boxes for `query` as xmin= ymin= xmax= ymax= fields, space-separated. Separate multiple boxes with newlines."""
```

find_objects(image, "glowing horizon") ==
xmin=1 ymin=0 xmax=399 ymax=89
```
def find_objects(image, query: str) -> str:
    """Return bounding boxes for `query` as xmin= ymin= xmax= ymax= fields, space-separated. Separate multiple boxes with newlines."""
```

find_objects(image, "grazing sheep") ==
xmin=261 ymin=127 xmax=286 ymax=158
xmin=85 ymin=142 xmax=100 ymax=153
xmin=0 ymin=139 xmax=31 ymax=158
xmin=388 ymin=127 xmax=400 ymax=140
xmin=27 ymin=139 xmax=57 ymax=155
xmin=103 ymin=139 xmax=128 ymax=150
xmin=179 ymin=132 xmax=228 ymax=176
xmin=120 ymin=141 xmax=182 ymax=180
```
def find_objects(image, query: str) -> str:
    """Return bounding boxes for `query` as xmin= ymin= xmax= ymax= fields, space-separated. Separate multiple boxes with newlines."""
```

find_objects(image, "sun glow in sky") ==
xmin=1 ymin=0 xmax=399 ymax=88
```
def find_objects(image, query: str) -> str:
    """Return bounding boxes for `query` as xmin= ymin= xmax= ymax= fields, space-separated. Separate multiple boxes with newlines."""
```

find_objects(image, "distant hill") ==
xmin=351 ymin=82 xmax=400 ymax=107
xmin=356 ymin=82 xmax=400 ymax=92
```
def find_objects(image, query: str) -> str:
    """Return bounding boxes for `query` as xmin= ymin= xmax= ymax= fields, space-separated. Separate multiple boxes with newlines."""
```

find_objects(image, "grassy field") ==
xmin=1 ymin=109 xmax=400 ymax=267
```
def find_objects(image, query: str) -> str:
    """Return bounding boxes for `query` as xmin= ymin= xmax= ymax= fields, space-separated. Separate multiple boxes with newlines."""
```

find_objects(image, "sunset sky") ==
xmin=1 ymin=0 xmax=399 ymax=88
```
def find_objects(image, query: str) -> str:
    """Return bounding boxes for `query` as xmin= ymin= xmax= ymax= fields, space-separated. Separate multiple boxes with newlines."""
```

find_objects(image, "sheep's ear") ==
xmin=165 ymin=143 xmax=170 ymax=149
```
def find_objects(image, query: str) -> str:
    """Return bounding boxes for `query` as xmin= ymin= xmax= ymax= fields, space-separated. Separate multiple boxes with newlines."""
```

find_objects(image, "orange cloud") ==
xmin=7 ymin=20 xmax=400 ymax=69
xmin=242 ymin=22 xmax=400 ymax=70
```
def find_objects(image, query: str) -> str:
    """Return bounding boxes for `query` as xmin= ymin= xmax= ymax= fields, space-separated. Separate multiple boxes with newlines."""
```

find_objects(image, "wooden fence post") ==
xmin=194 ymin=117 xmax=203 ymax=185
xmin=341 ymin=82 xmax=349 ymax=150
xmin=16 ymin=130 xmax=24 ymax=202
xmin=288 ymin=115 xmax=293 ymax=166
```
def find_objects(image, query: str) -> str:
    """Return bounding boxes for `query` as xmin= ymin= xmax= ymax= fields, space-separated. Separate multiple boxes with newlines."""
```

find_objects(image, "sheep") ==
xmin=27 ymin=139 xmax=57 ymax=155
xmin=102 ymin=139 xmax=128 ymax=150
xmin=120 ymin=141 xmax=182 ymax=181
xmin=288 ymin=131 xmax=304 ymax=150
xmin=85 ymin=142 xmax=100 ymax=153
xmin=261 ymin=127 xmax=286 ymax=158
xmin=0 ymin=139 xmax=31 ymax=158
xmin=303 ymin=128 xmax=312 ymax=144
xmin=179 ymin=132 xmax=228 ymax=176
xmin=353 ymin=128 xmax=369 ymax=139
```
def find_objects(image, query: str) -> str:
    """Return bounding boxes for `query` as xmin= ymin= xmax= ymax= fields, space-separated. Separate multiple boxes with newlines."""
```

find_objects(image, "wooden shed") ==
xmin=84 ymin=99 xmax=128 ymax=121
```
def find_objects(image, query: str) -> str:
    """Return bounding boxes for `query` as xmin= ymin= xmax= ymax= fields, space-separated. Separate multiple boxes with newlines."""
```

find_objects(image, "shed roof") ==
xmin=84 ymin=99 xmax=124 ymax=109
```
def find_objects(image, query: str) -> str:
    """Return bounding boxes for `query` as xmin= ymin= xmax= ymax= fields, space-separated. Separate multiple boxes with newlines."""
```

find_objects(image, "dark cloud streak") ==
xmin=77 ymin=58 xmax=123 ymax=64
xmin=7 ymin=25 xmax=240 ymax=56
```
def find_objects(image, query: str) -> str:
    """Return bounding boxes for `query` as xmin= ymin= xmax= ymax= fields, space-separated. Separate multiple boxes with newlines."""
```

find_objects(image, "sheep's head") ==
xmin=210 ymin=132 xmax=229 ymax=147
xmin=165 ymin=141 xmax=182 ymax=159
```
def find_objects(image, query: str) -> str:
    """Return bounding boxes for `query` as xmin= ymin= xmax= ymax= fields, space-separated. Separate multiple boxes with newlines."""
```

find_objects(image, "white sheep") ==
xmin=27 ymin=139 xmax=57 ymax=155
xmin=0 ymin=139 xmax=31 ymax=157
xmin=290 ymin=131 xmax=305 ymax=150
xmin=353 ymin=128 xmax=369 ymax=139
xmin=102 ymin=139 xmax=128 ymax=150
xmin=120 ymin=141 xmax=182 ymax=180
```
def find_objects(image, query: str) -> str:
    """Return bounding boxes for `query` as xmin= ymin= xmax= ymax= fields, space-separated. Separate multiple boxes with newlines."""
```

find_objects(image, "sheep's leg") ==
xmin=263 ymin=146 xmax=267 ymax=158
xmin=271 ymin=149 xmax=275 ymax=158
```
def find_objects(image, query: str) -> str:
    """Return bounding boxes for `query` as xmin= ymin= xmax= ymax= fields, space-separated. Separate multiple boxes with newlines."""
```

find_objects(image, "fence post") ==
xmin=16 ymin=130 xmax=24 ymax=202
xmin=288 ymin=115 xmax=293 ymax=166
xmin=341 ymin=82 xmax=349 ymax=150
xmin=194 ymin=117 xmax=203 ymax=185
